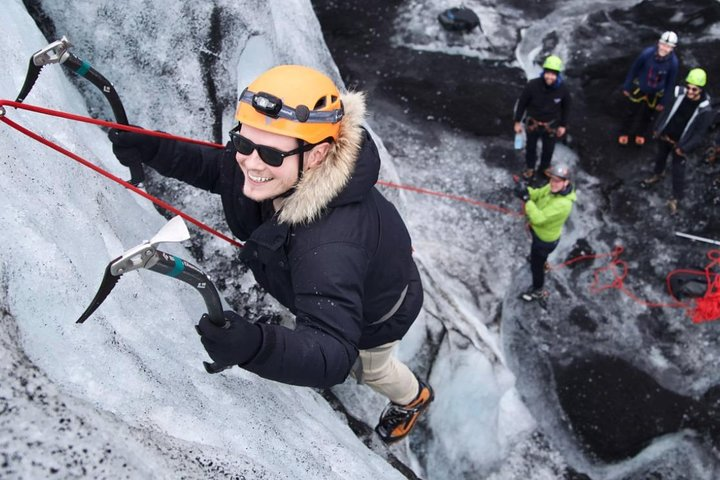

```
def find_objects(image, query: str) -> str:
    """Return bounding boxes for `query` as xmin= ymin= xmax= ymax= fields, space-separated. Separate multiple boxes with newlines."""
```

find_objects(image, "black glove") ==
xmin=107 ymin=128 xmax=161 ymax=167
xmin=513 ymin=180 xmax=530 ymax=202
xmin=196 ymin=311 xmax=262 ymax=367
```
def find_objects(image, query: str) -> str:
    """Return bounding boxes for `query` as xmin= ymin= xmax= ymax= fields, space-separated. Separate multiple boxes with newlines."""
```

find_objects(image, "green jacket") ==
xmin=525 ymin=183 xmax=576 ymax=242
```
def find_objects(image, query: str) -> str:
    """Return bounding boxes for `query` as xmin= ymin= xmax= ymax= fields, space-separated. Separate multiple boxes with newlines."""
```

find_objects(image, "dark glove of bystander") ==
xmin=107 ymin=128 xmax=161 ymax=167
xmin=513 ymin=180 xmax=530 ymax=202
xmin=196 ymin=311 xmax=263 ymax=367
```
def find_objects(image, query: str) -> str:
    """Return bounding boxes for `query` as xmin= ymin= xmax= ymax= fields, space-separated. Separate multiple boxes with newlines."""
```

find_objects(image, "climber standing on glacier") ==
xmin=107 ymin=65 xmax=433 ymax=444
xmin=514 ymin=164 xmax=577 ymax=305
xmin=617 ymin=31 xmax=679 ymax=147
xmin=513 ymin=55 xmax=572 ymax=181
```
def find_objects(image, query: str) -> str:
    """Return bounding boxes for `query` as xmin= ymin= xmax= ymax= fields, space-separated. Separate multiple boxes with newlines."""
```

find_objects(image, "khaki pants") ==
xmin=350 ymin=341 xmax=419 ymax=405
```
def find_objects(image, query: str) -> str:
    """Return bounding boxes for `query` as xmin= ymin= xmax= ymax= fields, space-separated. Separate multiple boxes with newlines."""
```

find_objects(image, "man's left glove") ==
xmin=196 ymin=311 xmax=263 ymax=367
xmin=107 ymin=128 xmax=161 ymax=167
xmin=513 ymin=180 xmax=530 ymax=202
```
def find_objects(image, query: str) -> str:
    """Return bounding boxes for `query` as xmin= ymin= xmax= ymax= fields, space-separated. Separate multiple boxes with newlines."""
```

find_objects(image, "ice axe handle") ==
xmin=63 ymin=53 xmax=145 ymax=186
xmin=203 ymin=360 xmax=232 ymax=374
xmin=145 ymin=252 xmax=230 ymax=374
xmin=203 ymin=312 xmax=234 ymax=374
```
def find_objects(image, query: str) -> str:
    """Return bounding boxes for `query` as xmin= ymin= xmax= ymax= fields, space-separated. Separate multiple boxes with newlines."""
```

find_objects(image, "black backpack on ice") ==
xmin=438 ymin=7 xmax=481 ymax=33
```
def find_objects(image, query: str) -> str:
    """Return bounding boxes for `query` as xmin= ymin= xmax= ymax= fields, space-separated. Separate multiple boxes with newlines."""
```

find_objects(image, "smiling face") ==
xmin=657 ymin=41 xmax=675 ymax=57
xmin=549 ymin=175 xmax=569 ymax=193
xmin=235 ymin=124 xmax=331 ymax=206
xmin=235 ymin=124 xmax=303 ymax=202
xmin=686 ymin=84 xmax=702 ymax=100
xmin=543 ymin=70 xmax=558 ymax=86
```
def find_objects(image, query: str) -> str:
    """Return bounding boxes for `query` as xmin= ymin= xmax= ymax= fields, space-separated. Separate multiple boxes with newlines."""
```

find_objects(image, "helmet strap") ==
xmin=297 ymin=141 xmax=305 ymax=182
xmin=273 ymin=140 xmax=305 ymax=203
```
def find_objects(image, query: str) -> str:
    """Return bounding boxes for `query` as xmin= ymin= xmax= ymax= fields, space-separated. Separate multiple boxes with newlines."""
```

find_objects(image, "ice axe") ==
xmin=15 ymin=36 xmax=145 ymax=186
xmin=77 ymin=216 xmax=232 ymax=374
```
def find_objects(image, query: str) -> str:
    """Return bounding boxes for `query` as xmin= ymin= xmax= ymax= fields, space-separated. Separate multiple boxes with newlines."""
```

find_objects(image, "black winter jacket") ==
xmin=142 ymin=93 xmax=423 ymax=388
xmin=655 ymin=86 xmax=714 ymax=153
xmin=514 ymin=75 xmax=571 ymax=127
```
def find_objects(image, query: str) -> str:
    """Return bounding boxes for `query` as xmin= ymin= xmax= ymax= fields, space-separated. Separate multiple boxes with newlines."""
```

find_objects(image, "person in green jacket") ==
xmin=514 ymin=164 xmax=577 ymax=303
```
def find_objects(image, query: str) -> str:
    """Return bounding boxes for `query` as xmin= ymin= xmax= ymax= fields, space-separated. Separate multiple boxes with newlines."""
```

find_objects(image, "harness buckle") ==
xmin=526 ymin=117 xmax=556 ymax=134
xmin=32 ymin=36 xmax=73 ymax=66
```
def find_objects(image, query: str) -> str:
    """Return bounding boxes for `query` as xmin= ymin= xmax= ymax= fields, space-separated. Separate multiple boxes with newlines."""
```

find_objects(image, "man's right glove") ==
xmin=196 ymin=310 xmax=263 ymax=367
xmin=107 ymin=128 xmax=161 ymax=167
xmin=513 ymin=180 xmax=530 ymax=202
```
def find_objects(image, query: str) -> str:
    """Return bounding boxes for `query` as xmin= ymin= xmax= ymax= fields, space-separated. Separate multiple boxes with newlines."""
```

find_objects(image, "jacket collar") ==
xmin=677 ymin=87 xmax=711 ymax=109
xmin=276 ymin=91 xmax=367 ymax=225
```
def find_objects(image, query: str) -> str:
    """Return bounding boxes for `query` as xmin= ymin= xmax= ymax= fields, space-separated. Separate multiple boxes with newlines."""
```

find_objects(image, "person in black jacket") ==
xmin=641 ymin=68 xmax=714 ymax=214
xmin=513 ymin=55 xmax=572 ymax=180
xmin=108 ymin=65 xmax=433 ymax=443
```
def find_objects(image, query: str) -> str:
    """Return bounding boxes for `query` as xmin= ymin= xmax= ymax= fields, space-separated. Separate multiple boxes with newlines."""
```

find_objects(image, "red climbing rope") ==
xmin=548 ymin=246 xmax=682 ymax=308
xmin=0 ymin=99 xmax=523 ymax=248
xmin=376 ymin=180 xmax=524 ymax=217
xmin=684 ymin=250 xmax=720 ymax=323
xmin=0 ymin=100 xmax=221 ymax=148
xmin=547 ymin=246 xmax=720 ymax=322
xmin=0 ymin=100 xmax=243 ymax=248
xmin=5 ymin=100 xmax=716 ymax=322
xmin=693 ymin=278 xmax=720 ymax=323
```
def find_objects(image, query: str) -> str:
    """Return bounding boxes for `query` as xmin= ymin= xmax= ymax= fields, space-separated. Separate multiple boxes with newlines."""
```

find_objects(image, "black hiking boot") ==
xmin=640 ymin=173 xmax=663 ymax=189
xmin=705 ymin=146 xmax=719 ymax=165
xmin=521 ymin=288 xmax=549 ymax=308
xmin=375 ymin=377 xmax=434 ymax=444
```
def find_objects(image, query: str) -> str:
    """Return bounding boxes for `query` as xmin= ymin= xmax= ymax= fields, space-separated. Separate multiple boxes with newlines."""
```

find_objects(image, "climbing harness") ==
xmin=526 ymin=117 xmax=557 ymax=134
xmin=659 ymin=134 xmax=677 ymax=146
xmin=627 ymin=87 xmax=661 ymax=109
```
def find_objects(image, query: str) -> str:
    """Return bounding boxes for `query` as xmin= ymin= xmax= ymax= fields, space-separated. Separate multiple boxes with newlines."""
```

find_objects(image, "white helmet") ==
xmin=545 ymin=164 xmax=571 ymax=181
xmin=659 ymin=31 xmax=678 ymax=47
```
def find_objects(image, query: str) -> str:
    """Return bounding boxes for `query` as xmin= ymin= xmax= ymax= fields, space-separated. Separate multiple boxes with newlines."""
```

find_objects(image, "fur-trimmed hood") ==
xmin=277 ymin=91 xmax=370 ymax=225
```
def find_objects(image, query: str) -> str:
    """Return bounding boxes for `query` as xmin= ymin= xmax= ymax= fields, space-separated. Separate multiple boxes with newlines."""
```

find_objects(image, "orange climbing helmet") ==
xmin=234 ymin=65 xmax=345 ymax=144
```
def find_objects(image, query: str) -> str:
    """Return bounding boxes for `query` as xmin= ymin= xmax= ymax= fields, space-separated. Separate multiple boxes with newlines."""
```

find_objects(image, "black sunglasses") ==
xmin=229 ymin=126 xmax=318 ymax=167
xmin=686 ymin=85 xmax=701 ymax=92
